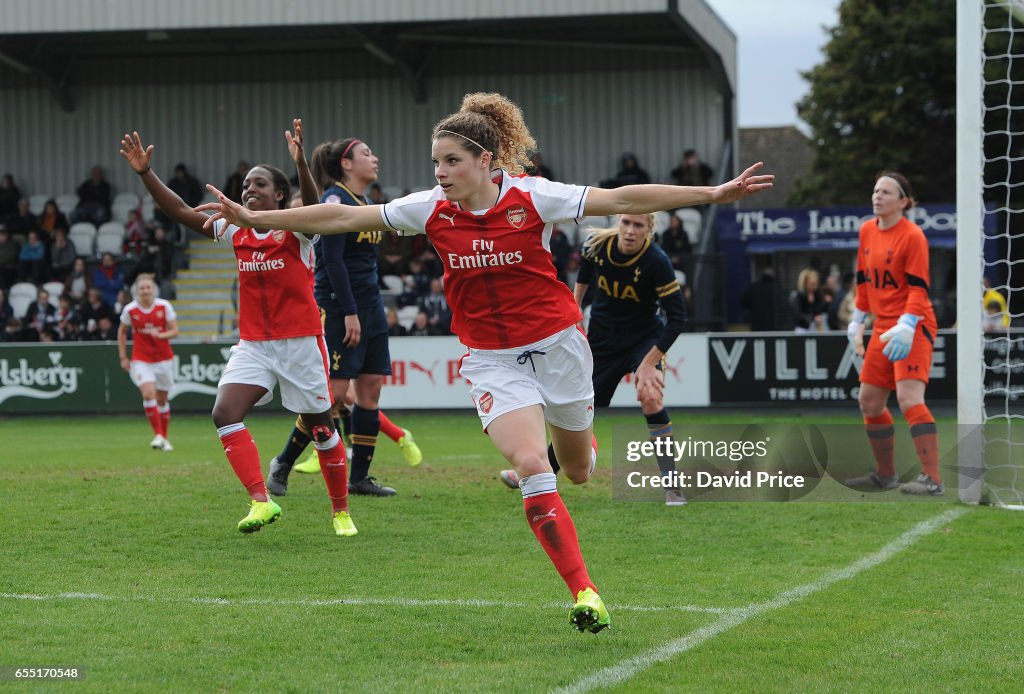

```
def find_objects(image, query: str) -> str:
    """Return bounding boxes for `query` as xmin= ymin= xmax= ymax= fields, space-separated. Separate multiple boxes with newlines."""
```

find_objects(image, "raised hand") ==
xmin=711 ymin=162 xmax=775 ymax=205
xmin=286 ymin=118 xmax=306 ymax=165
xmin=197 ymin=184 xmax=254 ymax=233
xmin=119 ymin=131 xmax=154 ymax=174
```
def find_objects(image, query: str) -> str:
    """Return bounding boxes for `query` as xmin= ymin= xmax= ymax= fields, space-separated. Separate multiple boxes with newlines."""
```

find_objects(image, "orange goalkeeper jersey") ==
xmin=854 ymin=216 xmax=936 ymax=328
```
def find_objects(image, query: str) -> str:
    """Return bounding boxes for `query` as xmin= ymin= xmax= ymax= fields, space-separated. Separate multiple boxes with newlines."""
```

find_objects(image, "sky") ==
xmin=703 ymin=0 xmax=841 ymax=128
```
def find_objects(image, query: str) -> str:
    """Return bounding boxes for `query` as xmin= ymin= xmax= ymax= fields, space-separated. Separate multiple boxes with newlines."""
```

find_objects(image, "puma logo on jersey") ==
xmin=438 ymin=212 xmax=456 ymax=226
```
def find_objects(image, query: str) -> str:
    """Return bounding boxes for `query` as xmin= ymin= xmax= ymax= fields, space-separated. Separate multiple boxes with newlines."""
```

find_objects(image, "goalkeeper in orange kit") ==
xmin=844 ymin=172 xmax=943 ymax=495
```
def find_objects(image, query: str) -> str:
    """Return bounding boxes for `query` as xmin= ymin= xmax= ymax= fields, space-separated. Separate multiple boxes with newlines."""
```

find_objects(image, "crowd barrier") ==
xmin=0 ymin=329 xmax=1017 ymax=415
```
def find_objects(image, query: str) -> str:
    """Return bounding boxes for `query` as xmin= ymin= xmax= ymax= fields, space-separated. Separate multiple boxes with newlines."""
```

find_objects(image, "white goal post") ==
xmin=958 ymin=0 xmax=1024 ymax=507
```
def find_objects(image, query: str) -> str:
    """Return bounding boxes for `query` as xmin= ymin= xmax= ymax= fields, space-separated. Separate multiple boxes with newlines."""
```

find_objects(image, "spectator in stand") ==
xmin=222 ymin=160 xmax=250 ymax=203
xmin=123 ymin=209 xmax=150 ymax=258
xmin=367 ymin=184 xmax=388 ymax=205
xmin=0 ymin=174 xmax=21 ymax=221
xmin=93 ymin=252 xmax=124 ymax=306
xmin=420 ymin=277 xmax=452 ymax=334
xmin=789 ymin=267 xmax=829 ymax=333
xmin=408 ymin=310 xmax=438 ymax=337
xmin=17 ymin=229 xmax=47 ymax=284
xmin=0 ymin=287 xmax=15 ymax=329
xmin=80 ymin=287 xmax=115 ymax=340
xmin=397 ymin=257 xmax=431 ymax=308
xmin=38 ymin=199 xmax=69 ymax=242
xmin=377 ymin=229 xmax=411 ymax=276
xmin=64 ymin=257 xmax=91 ymax=303
xmin=982 ymin=277 xmax=1010 ymax=329
xmin=114 ymin=288 xmax=133 ymax=314
xmin=669 ymin=149 xmax=714 ymax=187
xmin=168 ymin=163 xmax=203 ymax=208
xmin=6 ymin=197 xmax=37 ymax=239
xmin=982 ymin=299 xmax=1005 ymax=333
xmin=741 ymin=267 xmax=785 ymax=331
xmin=54 ymin=293 xmax=80 ymax=340
xmin=528 ymin=152 xmax=555 ymax=180
xmin=0 ymin=229 xmax=19 ymax=288
xmin=48 ymin=227 xmax=76 ymax=282
xmin=601 ymin=152 xmax=651 ymax=188
xmin=658 ymin=212 xmax=692 ymax=271
xmin=148 ymin=225 xmax=177 ymax=283
xmin=89 ymin=314 xmax=119 ymax=341
xmin=386 ymin=307 xmax=407 ymax=336
xmin=72 ymin=166 xmax=113 ymax=225
xmin=24 ymin=287 xmax=57 ymax=340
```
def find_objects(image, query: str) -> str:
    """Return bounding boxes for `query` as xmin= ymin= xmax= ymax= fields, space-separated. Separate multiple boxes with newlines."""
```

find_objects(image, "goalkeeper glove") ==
xmin=880 ymin=314 xmax=919 ymax=362
xmin=846 ymin=308 xmax=867 ymax=356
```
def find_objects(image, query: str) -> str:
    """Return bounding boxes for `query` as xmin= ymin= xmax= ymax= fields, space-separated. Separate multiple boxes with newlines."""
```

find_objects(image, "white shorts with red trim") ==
xmin=459 ymin=325 xmax=595 ymax=431
xmin=130 ymin=358 xmax=174 ymax=392
xmin=219 ymin=336 xmax=332 ymax=414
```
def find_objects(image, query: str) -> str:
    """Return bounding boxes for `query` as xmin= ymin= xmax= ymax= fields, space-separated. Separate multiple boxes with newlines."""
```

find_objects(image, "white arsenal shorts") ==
xmin=219 ymin=336 xmax=333 ymax=414
xmin=130 ymin=359 xmax=175 ymax=392
xmin=459 ymin=325 xmax=595 ymax=431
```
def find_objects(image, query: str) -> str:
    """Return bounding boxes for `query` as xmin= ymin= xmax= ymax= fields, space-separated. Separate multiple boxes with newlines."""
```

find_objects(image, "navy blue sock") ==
xmin=277 ymin=421 xmax=312 ymax=467
xmin=349 ymin=405 xmax=380 ymax=483
xmin=645 ymin=408 xmax=676 ymax=478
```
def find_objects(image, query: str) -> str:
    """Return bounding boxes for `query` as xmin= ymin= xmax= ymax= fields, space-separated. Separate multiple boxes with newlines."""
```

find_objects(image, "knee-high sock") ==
xmin=349 ymin=405 xmax=381 ymax=483
xmin=314 ymin=430 xmax=349 ymax=513
xmin=218 ymin=423 xmax=267 ymax=501
xmin=904 ymin=403 xmax=940 ymax=482
xmin=143 ymin=399 xmax=161 ymax=436
xmin=645 ymin=408 xmax=676 ymax=479
xmin=864 ymin=409 xmax=896 ymax=478
xmin=158 ymin=404 xmax=170 ymax=438
xmin=378 ymin=411 xmax=404 ymax=442
xmin=276 ymin=415 xmax=312 ymax=466
xmin=521 ymin=472 xmax=595 ymax=598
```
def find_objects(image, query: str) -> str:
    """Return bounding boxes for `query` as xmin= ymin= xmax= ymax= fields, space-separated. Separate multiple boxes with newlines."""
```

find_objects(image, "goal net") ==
xmin=959 ymin=1 xmax=1024 ymax=507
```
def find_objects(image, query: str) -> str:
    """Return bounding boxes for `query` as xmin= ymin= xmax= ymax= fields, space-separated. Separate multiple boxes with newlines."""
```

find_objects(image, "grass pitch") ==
xmin=1 ymin=411 xmax=1021 ymax=692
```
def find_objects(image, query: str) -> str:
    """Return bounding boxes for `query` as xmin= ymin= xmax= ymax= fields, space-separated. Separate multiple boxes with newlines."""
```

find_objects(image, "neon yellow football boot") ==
xmin=293 ymin=449 xmax=321 ymax=474
xmin=332 ymin=510 xmax=358 ymax=537
xmin=237 ymin=499 xmax=282 ymax=533
xmin=570 ymin=587 xmax=610 ymax=634
xmin=397 ymin=428 xmax=423 ymax=467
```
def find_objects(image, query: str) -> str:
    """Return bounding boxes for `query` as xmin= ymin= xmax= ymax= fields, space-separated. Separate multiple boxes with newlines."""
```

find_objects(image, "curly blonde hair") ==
xmin=432 ymin=93 xmax=536 ymax=174
xmin=581 ymin=214 xmax=656 ymax=259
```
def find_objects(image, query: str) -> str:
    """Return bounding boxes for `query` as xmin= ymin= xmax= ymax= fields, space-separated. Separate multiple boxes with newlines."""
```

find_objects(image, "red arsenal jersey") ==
xmin=214 ymin=221 xmax=322 ymax=341
xmin=120 ymin=298 xmax=176 ymax=362
xmin=382 ymin=172 xmax=587 ymax=349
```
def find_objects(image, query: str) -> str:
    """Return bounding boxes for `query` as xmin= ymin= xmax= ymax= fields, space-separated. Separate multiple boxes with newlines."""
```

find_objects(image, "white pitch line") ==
xmin=0 ymin=591 xmax=726 ymax=614
xmin=554 ymin=506 xmax=969 ymax=694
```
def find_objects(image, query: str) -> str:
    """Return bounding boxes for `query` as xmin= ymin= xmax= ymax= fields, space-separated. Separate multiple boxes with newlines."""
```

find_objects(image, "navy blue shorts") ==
xmin=591 ymin=337 xmax=659 ymax=407
xmin=322 ymin=306 xmax=392 ymax=380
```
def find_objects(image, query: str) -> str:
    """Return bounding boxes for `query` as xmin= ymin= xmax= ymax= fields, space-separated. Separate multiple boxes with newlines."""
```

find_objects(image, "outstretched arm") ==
xmin=583 ymin=162 xmax=773 ymax=217
xmin=197 ymin=186 xmax=386 ymax=236
xmin=119 ymin=132 xmax=214 ymax=239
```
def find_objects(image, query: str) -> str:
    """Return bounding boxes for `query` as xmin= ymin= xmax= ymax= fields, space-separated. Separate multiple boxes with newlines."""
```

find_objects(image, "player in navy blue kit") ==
xmin=268 ymin=137 xmax=403 ymax=497
xmin=501 ymin=213 xmax=688 ymax=505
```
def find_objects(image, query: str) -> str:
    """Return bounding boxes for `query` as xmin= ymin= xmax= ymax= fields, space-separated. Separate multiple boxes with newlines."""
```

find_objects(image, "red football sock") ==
xmin=143 ymin=400 xmax=161 ymax=436
xmin=315 ymin=432 xmax=349 ymax=513
xmin=864 ymin=409 xmax=896 ymax=478
xmin=219 ymin=426 xmax=268 ymax=501
xmin=158 ymin=404 xmax=170 ymax=438
xmin=524 ymin=489 xmax=595 ymax=598
xmin=378 ymin=411 xmax=404 ymax=442
xmin=904 ymin=403 xmax=940 ymax=482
